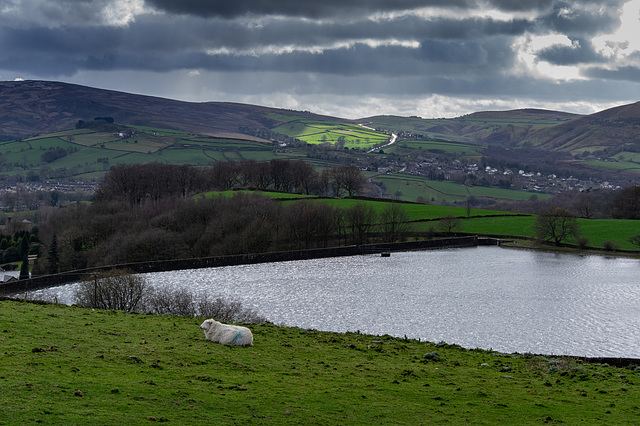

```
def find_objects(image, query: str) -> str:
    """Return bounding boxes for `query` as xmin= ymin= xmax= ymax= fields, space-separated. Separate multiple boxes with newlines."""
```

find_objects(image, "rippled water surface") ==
xmin=33 ymin=246 xmax=640 ymax=357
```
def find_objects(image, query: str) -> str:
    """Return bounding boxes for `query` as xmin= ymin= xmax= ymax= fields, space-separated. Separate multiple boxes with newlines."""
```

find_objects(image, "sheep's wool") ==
xmin=200 ymin=319 xmax=254 ymax=346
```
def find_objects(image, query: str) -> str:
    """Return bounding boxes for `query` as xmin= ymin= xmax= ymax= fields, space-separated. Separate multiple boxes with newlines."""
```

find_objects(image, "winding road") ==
xmin=367 ymin=132 xmax=397 ymax=153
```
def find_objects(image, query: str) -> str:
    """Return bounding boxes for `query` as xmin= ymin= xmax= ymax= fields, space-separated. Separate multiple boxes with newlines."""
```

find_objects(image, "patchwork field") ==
xmin=0 ymin=127 xmax=279 ymax=180
xmin=271 ymin=117 xmax=389 ymax=148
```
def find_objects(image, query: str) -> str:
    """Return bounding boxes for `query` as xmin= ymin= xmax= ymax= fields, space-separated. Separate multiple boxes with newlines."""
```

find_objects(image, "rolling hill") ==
xmin=361 ymin=109 xmax=580 ymax=145
xmin=519 ymin=102 xmax=640 ymax=155
xmin=0 ymin=80 xmax=350 ymax=141
xmin=2 ymin=80 xmax=639 ymax=159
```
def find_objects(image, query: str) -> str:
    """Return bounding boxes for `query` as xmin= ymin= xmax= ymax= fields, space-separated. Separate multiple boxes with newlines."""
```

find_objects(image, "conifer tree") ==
xmin=19 ymin=255 xmax=30 ymax=280
xmin=47 ymin=234 xmax=60 ymax=274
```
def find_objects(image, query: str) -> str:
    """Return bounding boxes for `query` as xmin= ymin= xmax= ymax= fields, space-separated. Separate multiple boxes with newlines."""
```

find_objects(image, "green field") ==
xmin=0 ymin=128 xmax=284 ymax=179
xmin=613 ymin=152 xmax=640 ymax=163
xmin=271 ymin=118 xmax=389 ymax=148
xmin=2 ymin=299 xmax=638 ymax=425
xmin=579 ymin=159 xmax=640 ymax=174
xmin=372 ymin=174 xmax=549 ymax=204
xmin=389 ymin=139 xmax=485 ymax=158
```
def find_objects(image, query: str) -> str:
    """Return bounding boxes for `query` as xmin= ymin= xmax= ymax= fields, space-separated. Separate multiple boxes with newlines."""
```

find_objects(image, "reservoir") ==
xmin=30 ymin=246 xmax=640 ymax=358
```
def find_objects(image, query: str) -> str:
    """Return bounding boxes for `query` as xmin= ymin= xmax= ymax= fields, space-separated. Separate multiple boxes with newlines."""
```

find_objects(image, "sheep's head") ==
xmin=200 ymin=319 xmax=213 ymax=330
xmin=200 ymin=319 xmax=219 ymax=331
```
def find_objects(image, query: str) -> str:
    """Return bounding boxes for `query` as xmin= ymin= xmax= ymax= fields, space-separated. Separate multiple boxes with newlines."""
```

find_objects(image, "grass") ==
xmin=0 ymin=128 xmax=285 ymax=181
xmin=578 ymin=160 xmax=640 ymax=174
xmin=1 ymin=299 xmax=638 ymax=424
xmin=272 ymin=119 xmax=389 ymax=148
xmin=205 ymin=190 xmax=639 ymax=250
xmin=389 ymin=139 xmax=485 ymax=157
xmin=372 ymin=174 xmax=549 ymax=204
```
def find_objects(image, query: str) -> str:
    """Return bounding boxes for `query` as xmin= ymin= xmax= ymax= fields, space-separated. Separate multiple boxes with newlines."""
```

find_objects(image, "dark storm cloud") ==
xmin=540 ymin=1 xmax=623 ymax=36
xmin=2 ymin=0 xmax=638 ymax=117
xmin=0 ymin=11 xmax=519 ymax=79
xmin=0 ymin=0 xmax=118 ymax=27
xmin=537 ymin=38 xmax=606 ymax=65
xmin=144 ymin=0 xmax=470 ymax=19
xmin=584 ymin=65 xmax=640 ymax=83
xmin=144 ymin=0 xmax=627 ymax=20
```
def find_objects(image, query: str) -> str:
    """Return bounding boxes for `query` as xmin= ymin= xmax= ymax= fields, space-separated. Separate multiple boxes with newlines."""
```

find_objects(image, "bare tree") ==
xmin=290 ymin=161 xmax=318 ymax=194
xmin=379 ymin=203 xmax=411 ymax=242
xmin=270 ymin=159 xmax=294 ymax=192
xmin=331 ymin=165 xmax=365 ymax=197
xmin=532 ymin=207 xmax=580 ymax=246
xmin=209 ymin=161 xmax=240 ymax=190
xmin=608 ymin=185 xmax=640 ymax=219
xmin=436 ymin=214 xmax=464 ymax=233
xmin=345 ymin=202 xmax=377 ymax=245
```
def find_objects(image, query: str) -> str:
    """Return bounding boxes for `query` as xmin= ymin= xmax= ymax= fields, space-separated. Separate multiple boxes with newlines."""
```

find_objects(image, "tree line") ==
xmin=94 ymin=160 xmax=367 ymax=205
xmin=35 ymin=192 xmax=413 ymax=276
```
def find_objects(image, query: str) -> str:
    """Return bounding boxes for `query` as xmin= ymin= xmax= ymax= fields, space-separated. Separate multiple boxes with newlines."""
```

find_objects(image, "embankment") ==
xmin=0 ymin=236 xmax=493 ymax=296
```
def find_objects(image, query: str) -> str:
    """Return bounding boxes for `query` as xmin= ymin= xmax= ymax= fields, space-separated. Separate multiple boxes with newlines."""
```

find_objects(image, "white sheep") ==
xmin=200 ymin=319 xmax=254 ymax=346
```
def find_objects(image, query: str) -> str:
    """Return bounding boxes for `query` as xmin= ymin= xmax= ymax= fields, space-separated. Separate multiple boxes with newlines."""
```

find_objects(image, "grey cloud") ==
xmin=536 ymin=38 xmax=605 ymax=65
xmin=144 ymin=0 xmax=584 ymax=20
xmin=0 ymin=15 xmax=521 ymax=79
xmin=0 ymin=11 xmax=531 ymax=76
xmin=540 ymin=1 xmax=624 ymax=36
xmin=584 ymin=66 xmax=640 ymax=83
xmin=144 ymin=0 xmax=472 ymax=19
xmin=128 ymin=14 xmax=533 ymax=51
xmin=487 ymin=0 xmax=622 ymax=12
xmin=0 ymin=0 xmax=120 ymax=27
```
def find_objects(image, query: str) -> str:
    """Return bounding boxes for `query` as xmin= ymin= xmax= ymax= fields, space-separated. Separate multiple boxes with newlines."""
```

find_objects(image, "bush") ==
xmin=74 ymin=269 xmax=147 ymax=311
xmin=197 ymin=294 xmax=265 ymax=323
xmin=577 ymin=236 xmax=590 ymax=249
xmin=79 ymin=272 xmax=267 ymax=323
xmin=146 ymin=287 xmax=195 ymax=316
xmin=602 ymin=240 xmax=619 ymax=251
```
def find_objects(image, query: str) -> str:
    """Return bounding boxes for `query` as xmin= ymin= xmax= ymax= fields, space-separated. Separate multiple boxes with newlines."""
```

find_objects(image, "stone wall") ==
xmin=0 ymin=236 xmax=490 ymax=296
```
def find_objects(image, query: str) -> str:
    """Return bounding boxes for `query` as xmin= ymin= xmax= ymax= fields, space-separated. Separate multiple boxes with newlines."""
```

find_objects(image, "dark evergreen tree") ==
xmin=19 ymin=255 xmax=30 ymax=280
xmin=47 ymin=234 xmax=60 ymax=274
xmin=20 ymin=234 xmax=29 ymax=258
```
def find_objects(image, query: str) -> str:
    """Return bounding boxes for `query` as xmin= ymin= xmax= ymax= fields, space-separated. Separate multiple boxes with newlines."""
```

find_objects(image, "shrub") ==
xmin=602 ymin=240 xmax=619 ymax=251
xmin=197 ymin=294 xmax=265 ymax=323
xmin=86 ymin=273 xmax=267 ymax=323
xmin=146 ymin=287 xmax=195 ymax=316
xmin=577 ymin=236 xmax=590 ymax=249
xmin=74 ymin=269 xmax=147 ymax=311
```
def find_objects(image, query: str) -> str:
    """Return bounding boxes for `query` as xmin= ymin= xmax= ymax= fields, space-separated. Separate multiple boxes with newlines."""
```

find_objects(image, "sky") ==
xmin=1 ymin=0 xmax=640 ymax=119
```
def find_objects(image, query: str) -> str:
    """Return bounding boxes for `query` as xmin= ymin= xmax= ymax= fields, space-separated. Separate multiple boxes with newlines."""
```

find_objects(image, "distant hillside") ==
xmin=2 ymin=80 xmax=639 ymax=158
xmin=0 ymin=80 xmax=349 ymax=141
xmin=362 ymin=109 xmax=580 ymax=146
xmin=363 ymin=104 xmax=640 ymax=156
xmin=519 ymin=102 xmax=640 ymax=155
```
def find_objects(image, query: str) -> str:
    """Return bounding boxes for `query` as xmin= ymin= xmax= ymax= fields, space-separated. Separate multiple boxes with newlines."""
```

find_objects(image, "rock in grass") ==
xmin=423 ymin=352 xmax=440 ymax=361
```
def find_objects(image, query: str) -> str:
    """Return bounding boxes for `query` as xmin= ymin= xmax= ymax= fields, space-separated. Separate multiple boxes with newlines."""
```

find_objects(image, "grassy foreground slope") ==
xmin=2 ymin=300 xmax=638 ymax=424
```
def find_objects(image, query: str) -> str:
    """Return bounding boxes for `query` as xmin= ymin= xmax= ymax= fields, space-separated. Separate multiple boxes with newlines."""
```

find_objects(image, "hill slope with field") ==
xmin=0 ymin=80 xmax=350 ymax=141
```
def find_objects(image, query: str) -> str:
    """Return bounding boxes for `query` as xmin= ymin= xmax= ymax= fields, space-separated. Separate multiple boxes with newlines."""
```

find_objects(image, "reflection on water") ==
xmin=30 ymin=246 xmax=640 ymax=357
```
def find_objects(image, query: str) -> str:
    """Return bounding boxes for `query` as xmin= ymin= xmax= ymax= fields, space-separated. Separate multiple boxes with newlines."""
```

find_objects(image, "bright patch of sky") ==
xmin=592 ymin=0 xmax=640 ymax=59
xmin=101 ymin=0 xmax=147 ymax=26
xmin=513 ymin=33 xmax=585 ymax=81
